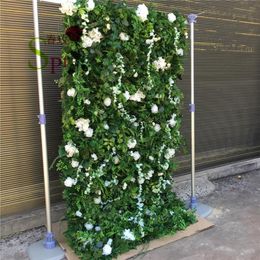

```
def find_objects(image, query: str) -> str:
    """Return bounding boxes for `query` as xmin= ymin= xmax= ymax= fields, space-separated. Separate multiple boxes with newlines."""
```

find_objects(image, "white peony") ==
xmin=67 ymin=88 xmax=76 ymax=97
xmin=65 ymin=142 xmax=79 ymax=157
xmin=84 ymin=99 xmax=91 ymax=105
xmin=75 ymin=210 xmax=82 ymax=217
xmin=82 ymin=35 xmax=93 ymax=48
xmin=88 ymin=28 xmax=103 ymax=43
xmin=129 ymin=90 xmax=146 ymax=102
xmin=119 ymin=32 xmax=130 ymax=41
xmin=165 ymin=148 xmax=176 ymax=160
xmin=136 ymin=4 xmax=149 ymax=22
xmin=154 ymin=124 xmax=161 ymax=132
xmin=153 ymin=57 xmax=171 ymax=72
xmin=64 ymin=177 xmax=77 ymax=187
xmin=102 ymin=244 xmax=112 ymax=256
xmin=71 ymin=160 xmax=79 ymax=168
xmin=59 ymin=0 xmax=77 ymax=16
xmin=130 ymin=151 xmax=141 ymax=161
xmin=122 ymin=229 xmax=135 ymax=241
xmin=84 ymin=223 xmax=93 ymax=230
xmin=104 ymin=97 xmax=112 ymax=107
xmin=91 ymin=153 xmax=98 ymax=161
xmin=127 ymin=139 xmax=137 ymax=149
xmin=94 ymin=197 xmax=101 ymax=204
xmin=151 ymin=104 xmax=159 ymax=114
xmin=86 ymin=0 xmax=95 ymax=11
xmin=168 ymin=13 xmax=176 ymax=23
xmin=176 ymin=48 xmax=184 ymax=56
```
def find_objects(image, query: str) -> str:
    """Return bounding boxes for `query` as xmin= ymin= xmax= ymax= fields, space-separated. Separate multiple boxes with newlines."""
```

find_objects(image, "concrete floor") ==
xmin=1 ymin=170 xmax=259 ymax=260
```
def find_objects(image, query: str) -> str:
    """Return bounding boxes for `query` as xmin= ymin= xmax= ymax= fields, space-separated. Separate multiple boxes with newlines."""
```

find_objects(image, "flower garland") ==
xmin=57 ymin=1 xmax=196 ymax=259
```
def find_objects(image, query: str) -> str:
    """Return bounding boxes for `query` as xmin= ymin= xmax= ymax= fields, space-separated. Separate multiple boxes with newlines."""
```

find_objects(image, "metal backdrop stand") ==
xmin=187 ymin=13 xmax=213 ymax=218
xmin=27 ymin=0 xmax=64 ymax=259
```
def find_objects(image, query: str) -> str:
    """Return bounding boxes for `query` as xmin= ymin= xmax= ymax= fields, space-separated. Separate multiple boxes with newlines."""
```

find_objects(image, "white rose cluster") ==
xmin=121 ymin=229 xmax=135 ymax=241
xmin=136 ymin=4 xmax=149 ymax=22
xmin=153 ymin=57 xmax=171 ymax=72
xmin=59 ymin=0 xmax=77 ymax=16
xmin=82 ymin=28 xmax=103 ymax=48
xmin=65 ymin=142 xmax=79 ymax=157
xmin=67 ymin=88 xmax=76 ymax=97
xmin=64 ymin=177 xmax=77 ymax=187
xmin=164 ymin=148 xmax=176 ymax=160
xmin=75 ymin=118 xmax=94 ymax=137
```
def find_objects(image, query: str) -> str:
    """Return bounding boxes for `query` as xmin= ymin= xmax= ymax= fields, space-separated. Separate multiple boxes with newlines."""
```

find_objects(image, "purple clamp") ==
xmin=38 ymin=114 xmax=46 ymax=125
xmin=43 ymin=232 xmax=56 ymax=249
xmin=189 ymin=104 xmax=195 ymax=112
xmin=188 ymin=13 xmax=198 ymax=24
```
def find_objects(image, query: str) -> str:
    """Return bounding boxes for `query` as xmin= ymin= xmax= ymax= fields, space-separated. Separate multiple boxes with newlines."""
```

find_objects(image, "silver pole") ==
xmin=32 ymin=0 xmax=52 ymax=233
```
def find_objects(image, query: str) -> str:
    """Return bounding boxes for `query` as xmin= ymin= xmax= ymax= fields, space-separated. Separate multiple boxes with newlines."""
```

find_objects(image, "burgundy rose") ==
xmin=65 ymin=26 xmax=83 ymax=41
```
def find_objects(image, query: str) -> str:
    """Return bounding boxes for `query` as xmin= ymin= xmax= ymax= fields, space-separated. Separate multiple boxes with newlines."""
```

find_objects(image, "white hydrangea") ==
xmin=71 ymin=160 xmax=79 ymax=168
xmin=59 ymin=0 xmax=77 ymax=16
xmin=130 ymin=151 xmax=141 ymax=161
xmin=176 ymin=48 xmax=184 ymax=56
xmin=129 ymin=90 xmax=146 ymax=102
xmin=86 ymin=0 xmax=95 ymax=11
xmin=75 ymin=210 xmax=82 ymax=217
xmin=153 ymin=57 xmax=171 ymax=71
xmin=82 ymin=35 xmax=93 ymax=48
xmin=65 ymin=142 xmax=79 ymax=157
xmin=119 ymin=32 xmax=130 ymax=41
xmin=151 ymin=104 xmax=159 ymax=114
xmin=127 ymin=139 xmax=137 ymax=149
xmin=136 ymin=4 xmax=149 ymax=22
xmin=168 ymin=13 xmax=176 ymax=23
xmin=104 ymin=97 xmax=112 ymax=107
xmin=154 ymin=124 xmax=161 ymax=132
xmin=121 ymin=229 xmax=135 ymax=241
xmin=84 ymin=223 xmax=93 ymax=230
xmin=67 ymin=88 xmax=76 ymax=97
xmin=88 ymin=28 xmax=103 ymax=43
xmin=102 ymin=244 xmax=112 ymax=256
xmin=165 ymin=148 xmax=176 ymax=160
xmin=64 ymin=177 xmax=77 ymax=187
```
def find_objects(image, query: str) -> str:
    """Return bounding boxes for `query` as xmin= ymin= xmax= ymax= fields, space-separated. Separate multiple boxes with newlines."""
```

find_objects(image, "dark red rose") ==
xmin=65 ymin=26 xmax=83 ymax=41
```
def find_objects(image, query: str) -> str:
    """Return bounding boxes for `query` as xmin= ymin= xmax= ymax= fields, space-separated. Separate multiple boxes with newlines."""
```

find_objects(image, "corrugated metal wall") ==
xmin=1 ymin=0 xmax=260 ymax=216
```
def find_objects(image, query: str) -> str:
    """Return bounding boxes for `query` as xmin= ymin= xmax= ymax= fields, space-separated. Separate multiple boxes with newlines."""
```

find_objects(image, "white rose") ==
xmin=95 ymin=226 xmax=101 ymax=232
xmin=177 ymin=48 xmax=184 ymax=56
xmin=86 ymin=0 xmax=95 ymax=11
xmin=129 ymin=90 xmax=146 ymax=102
xmin=122 ymin=229 xmax=135 ymax=241
xmin=136 ymin=4 xmax=149 ymax=22
xmin=64 ymin=177 xmax=76 ymax=187
xmin=102 ymin=244 xmax=112 ymax=256
xmin=82 ymin=36 xmax=93 ymax=48
xmin=113 ymin=156 xmax=120 ymax=164
xmin=104 ymin=97 xmax=112 ymax=107
xmin=84 ymin=223 xmax=93 ymax=230
xmin=75 ymin=210 xmax=82 ymax=217
xmin=154 ymin=124 xmax=161 ymax=132
xmin=59 ymin=0 xmax=77 ymax=16
xmin=168 ymin=13 xmax=176 ymax=23
xmin=138 ymin=177 xmax=145 ymax=184
xmin=151 ymin=104 xmax=159 ymax=114
xmin=91 ymin=153 xmax=98 ymax=161
xmin=65 ymin=142 xmax=79 ymax=157
xmin=85 ymin=128 xmax=93 ymax=137
xmin=84 ymin=99 xmax=91 ymax=105
xmin=67 ymin=88 xmax=76 ymax=97
xmin=119 ymin=32 xmax=130 ymax=41
xmin=122 ymin=183 xmax=128 ymax=190
xmin=130 ymin=151 xmax=141 ymax=161
xmin=104 ymin=123 xmax=109 ymax=130
xmin=88 ymin=28 xmax=103 ymax=43
xmin=127 ymin=139 xmax=137 ymax=149
xmin=94 ymin=197 xmax=101 ymax=204
xmin=71 ymin=160 xmax=79 ymax=168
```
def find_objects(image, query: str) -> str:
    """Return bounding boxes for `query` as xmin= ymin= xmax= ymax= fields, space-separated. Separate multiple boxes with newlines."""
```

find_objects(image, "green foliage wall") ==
xmin=57 ymin=0 xmax=195 ymax=258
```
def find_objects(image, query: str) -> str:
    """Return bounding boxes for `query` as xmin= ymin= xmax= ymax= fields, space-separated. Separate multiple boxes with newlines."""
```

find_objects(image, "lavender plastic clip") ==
xmin=38 ymin=114 xmax=46 ymax=125
xmin=188 ymin=13 xmax=198 ymax=24
xmin=189 ymin=104 xmax=195 ymax=112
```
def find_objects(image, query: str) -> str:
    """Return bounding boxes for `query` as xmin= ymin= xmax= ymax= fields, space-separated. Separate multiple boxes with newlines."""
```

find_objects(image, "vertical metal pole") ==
xmin=188 ymin=14 xmax=197 ymax=209
xmin=32 ymin=0 xmax=56 ymax=248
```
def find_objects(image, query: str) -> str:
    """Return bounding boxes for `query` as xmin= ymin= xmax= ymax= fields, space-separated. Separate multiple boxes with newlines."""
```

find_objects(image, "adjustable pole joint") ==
xmin=188 ymin=13 xmax=198 ymax=24
xmin=189 ymin=103 xmax=195 ymax=112
xmin=38 ymin=114 xmax=46 ymax=125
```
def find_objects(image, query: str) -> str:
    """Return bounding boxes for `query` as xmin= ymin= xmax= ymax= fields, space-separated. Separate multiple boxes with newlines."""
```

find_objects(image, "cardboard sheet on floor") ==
xmin=53 ymin=217 xmax=214 ymax=260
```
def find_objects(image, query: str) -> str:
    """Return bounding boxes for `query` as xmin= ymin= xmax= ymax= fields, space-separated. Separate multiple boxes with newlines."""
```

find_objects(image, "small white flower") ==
xmin=149 ymin=156 xmax=154 ymax=161
xmin=153 ymin=57 xmax=170 ymax=72
xmin=138 ymin=177 xmax=145 ymax=184
xmin=122 ymin=183 xmax=127 ymax=190
xmin=129 ymin=90 xmax=146 ymax=102
xmin=107 ymin=239 xmax=113 ymax=246
xmin=71 ymin=160 xmax=79 ymax=168
xmin=130 ymin=151 xmax=141 ymax=161
xmin=104 ymin=97 xmax=112 ymax=107
xmin=82 ymin=35 xmax=93 ymax=48
xmin=168 ymin=114 xmax=177 ymax=127
xmin=59 ymin=0 xmax=77 ymax=16
xmin=85 ymin=223 xmax=93 ymax=230
xmin=67 ymin=88 xmax=76 ymax=97
xmin=75 ymin=211 xmax=82 ymax=217
xmin=131 ymin=177 xmax=136 ymax=183
xmin=165 ymin=148 xmax=176 ymax=160
xmin=177 ymin=48 xmax=184 ymax=56
xmin=84 ymin=99 xmax=91 ymax=105
xmin=147 ymin=170 xmax=154 ymax=179
xmin=91 ymin=153 xmax=98 ymax=161
xmin=105 ymin=16 xmax=110 ymax=21
xmin=185 ymin=32 xmax=189 ymax=39
xmin=123 ymin=91 xmax=130 ymax=100
xmin=104 ymin=123 xmax=110 ymax=130
xmin=119 ymin=32 xmax=130 ymax=41
xmin=64 ymin=177 xmax=77 ymax=187
xmin=133 ymin=72 xmax=138 ymax=78
xmin=169 ymin=77 xmax=175 ymax=86
xmin=122 ymin=229 xmax=135 ymax=241
xmin=151 ymin=104 xmax=159 ymax=114
xmin=104 ymin=181 xmax=111 ymax=187
xmin=102 ymin=244 xmax=112 ymax=256
xmin=136 ymin=4 xmax=149 ymax=22
xmin=85 ymin=171 xmax=89 ymax=177
xmin=95 ymin=226 xmax=101 ymax=232
xmin=158 ymin=172 xmax=164 ymax=176
xmin=65 ymin=142 xmax=79 ymax=157
xmin=127 ymin=139 xmax=137 ymax=149
xmin=106 ymin=23 xmax=111 ymax=30
xmin=168 ymin=13 xmax=176 ymax=23
xmin=113 ymin=156 xmax=120 ymax=164
xmin=86 ymin=0 xmax=95 ymax=11
xmin=72 ymin=58 xmax=76 ymax=65
xmin=94 ymin=197 xmax=101 ymax=204
xmin=88 ymin=28 xmax=103 ymax=43
xmin=85 ymin=128 xmax=93 ymax=137
xmin=154 ymin=124 xmax=161 ymax=132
